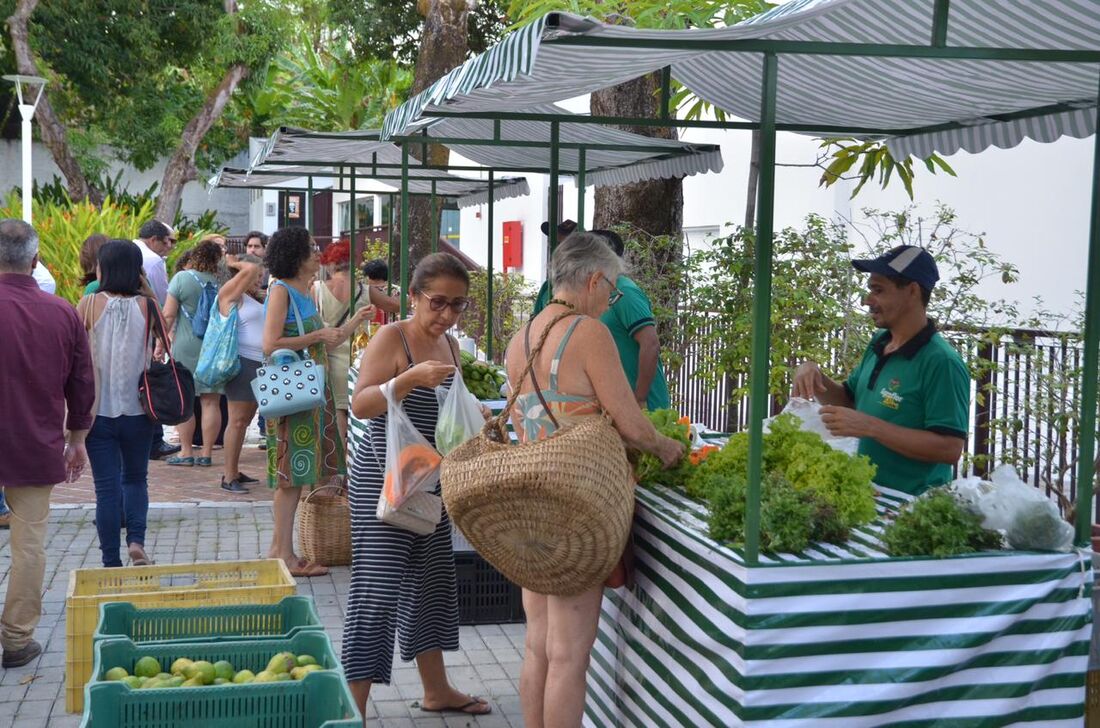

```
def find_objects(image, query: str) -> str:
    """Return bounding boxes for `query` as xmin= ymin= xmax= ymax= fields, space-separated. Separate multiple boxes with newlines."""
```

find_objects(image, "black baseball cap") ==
xmin=852 ymin=245 xmax=939 ymax=290
xmin=540 ymin=219 xmax=577 ymax=237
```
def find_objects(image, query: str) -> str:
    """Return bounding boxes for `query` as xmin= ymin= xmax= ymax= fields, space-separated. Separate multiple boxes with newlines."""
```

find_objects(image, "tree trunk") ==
xmin=154 ymin=1 xmax=249 ymax=223
xmin=405 ymin=0 xmax=469 ymax=265
xmin=154 ymin=62 xmax=249 ymax=222
xmin=7 ymin=0 xmax=101 ymax=205
xmin=744 ymin=129 xmax=761 ymax=230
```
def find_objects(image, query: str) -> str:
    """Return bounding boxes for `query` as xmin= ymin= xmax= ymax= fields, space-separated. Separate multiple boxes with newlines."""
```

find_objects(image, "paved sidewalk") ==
xmin=0 ymin=503 xmax=524 ymax=727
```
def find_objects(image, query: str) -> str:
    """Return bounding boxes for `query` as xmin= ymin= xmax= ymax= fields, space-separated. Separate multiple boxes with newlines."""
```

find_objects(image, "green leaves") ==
xmin=883 ymin=489 xmax=1002 ymax=557
xmin=820 ymin=139 xmax=957 ymax=200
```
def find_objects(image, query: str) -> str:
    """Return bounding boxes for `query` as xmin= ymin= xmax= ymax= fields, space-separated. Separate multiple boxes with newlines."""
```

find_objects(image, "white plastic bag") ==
xmin=435 ymin=369 xmax=484 ymax=455
xmin=765 ymin=397 xmax=860 ymax=455
xmin=376 ymin=380 xmax=443 ymax=534
xmin=950 ymin=464 xmax=1073 ymax=552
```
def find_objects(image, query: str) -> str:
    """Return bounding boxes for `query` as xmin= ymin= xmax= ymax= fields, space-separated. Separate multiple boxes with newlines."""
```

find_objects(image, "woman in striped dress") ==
xmin=346 ymin=253 xmax=491 ymax=719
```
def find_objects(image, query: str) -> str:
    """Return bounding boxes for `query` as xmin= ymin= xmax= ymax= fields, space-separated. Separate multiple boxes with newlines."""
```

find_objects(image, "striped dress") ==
xmin=342 ymin=328 xmax=460 ymax=684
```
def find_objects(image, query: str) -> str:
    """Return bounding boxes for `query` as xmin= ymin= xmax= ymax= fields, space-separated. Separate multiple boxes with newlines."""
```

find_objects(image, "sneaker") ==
xmin=236 ymin=472 xmax=258 ymax=484
xmin=149 ymin=442 xmax=182 ymax=460
xmin=220 ymin=478 xmax=249 ymax=494
xmin=2 ymin=640 xmax=41 ymax=668
xmin=0 ymin=512 xmax=9 ymax=529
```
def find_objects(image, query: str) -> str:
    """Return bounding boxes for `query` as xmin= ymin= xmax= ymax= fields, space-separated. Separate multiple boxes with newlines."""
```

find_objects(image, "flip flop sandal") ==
xmin=288 ymin=561 xmax=329 ymax=578
xmin=195 ymin=457 xmax=213 ymax=467
xmin=164 ymin=456 xmax=194 ymax=466
xmin=418 ymin=697 xmax=492 ymax=715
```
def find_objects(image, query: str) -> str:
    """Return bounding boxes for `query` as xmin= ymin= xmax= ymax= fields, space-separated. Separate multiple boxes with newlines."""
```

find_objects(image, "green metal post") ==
xmin=931 ymin=0 xmax=951 ymax=47
xmin=431 ymin=180 xmax=438 ymax=253
xmin=577 ymin=147 xmax=586 ymax=231
xmin=307 ymin=176 xmax=314 ymax=235
xmin=400 ymin=146 xmax=410 ymax=318
xmin=486 ymin=170 xmax=495 ymax=361
xmin=548 ymin=121 xmax=561 ymax=253
xmin=660 ymin=66 xmax=672 ymax=119
xmin=1074 ymin=75 xmax=1100 ymax=545
xmin=744 ymin=52 xmax=779 ymax=565
xmin=349 ymin=166 xmax=358 ymax=313
xmin=388 ymin=193 xmax=395 ymax=296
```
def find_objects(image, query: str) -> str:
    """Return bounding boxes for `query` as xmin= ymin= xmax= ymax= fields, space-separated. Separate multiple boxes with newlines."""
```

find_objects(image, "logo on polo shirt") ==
xmin=880 ymin=379 xmax=903 ymax=410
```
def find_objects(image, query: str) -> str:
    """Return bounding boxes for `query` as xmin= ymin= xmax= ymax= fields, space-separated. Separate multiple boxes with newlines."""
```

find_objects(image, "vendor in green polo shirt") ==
xmin=532 ymin=221 xmax=670 ymax=411
xmin=792 ymin=245 xmax=970 ymax=495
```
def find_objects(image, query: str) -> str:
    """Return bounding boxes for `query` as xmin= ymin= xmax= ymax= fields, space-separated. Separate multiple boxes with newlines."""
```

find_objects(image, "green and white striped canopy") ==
xmin=209 ymin=164 xmax=531 ymax=209
xmin=405 ymin=104 xmax=723 ymax=187
xmin=382 ymin=0 xmax=1100 ymax=159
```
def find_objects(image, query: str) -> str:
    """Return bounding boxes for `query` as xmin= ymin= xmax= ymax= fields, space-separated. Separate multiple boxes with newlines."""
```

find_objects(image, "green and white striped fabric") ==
xmin=382 ymin=0 xmax=1100 ymax=160
xmin=586 ymin=483 xmax=1092 ymax=727
xmin=408 ymin=105 xmax=724 ymax=188
xmin=209 ymin=164 xmax=531 ymax=209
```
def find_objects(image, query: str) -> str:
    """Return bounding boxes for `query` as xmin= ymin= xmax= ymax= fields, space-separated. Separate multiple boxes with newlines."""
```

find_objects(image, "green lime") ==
xmin=122 ymin=676 xmax=142 ymax=689
xmin=104 ymin=667 xmax=129 ymax=681
xmin=133 ymin=656 xmax=161 ymax=679
xmin=170 ymin=658 xmax=193 ymax=676
xmin=232 ymin=669 xmax=255 ymax=684
xmin=185 ymin=660 xmax=217 ymax=685
xmin=252 ymin=670 xmax=277 ymax=683
xmin=213 ymin=660 xmax=234 ymax=681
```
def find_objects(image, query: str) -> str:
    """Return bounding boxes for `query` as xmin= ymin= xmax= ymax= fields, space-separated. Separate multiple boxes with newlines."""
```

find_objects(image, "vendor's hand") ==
xmin=411 ymin=361 xmax=455 ymax=389
xmin=654 ymin=435 xmax=686 ymax=469
xmin=792 ymin=361 xmax=827 ymax=400
xmin=819 ymin=405 xmax=873 ymax=438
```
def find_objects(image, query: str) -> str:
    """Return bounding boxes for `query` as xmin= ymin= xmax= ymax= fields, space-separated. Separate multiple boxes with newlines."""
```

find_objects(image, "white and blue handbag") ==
xmin=251 ymin=287 xmax=326 ymax=418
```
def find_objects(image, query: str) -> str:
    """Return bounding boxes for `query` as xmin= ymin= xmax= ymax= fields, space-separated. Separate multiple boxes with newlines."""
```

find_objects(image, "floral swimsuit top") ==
xmin=513 ymin=316 xmax=601 ymax=443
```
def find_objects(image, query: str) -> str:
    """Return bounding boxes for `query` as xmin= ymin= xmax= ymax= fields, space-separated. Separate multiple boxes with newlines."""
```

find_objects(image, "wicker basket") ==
xmin=297 ymin=484 xmax=351 ymax=566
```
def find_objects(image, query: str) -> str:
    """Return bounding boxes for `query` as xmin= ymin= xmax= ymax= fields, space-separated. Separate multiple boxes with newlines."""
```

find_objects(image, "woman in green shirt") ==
xmin=80 ymin=233 xmax=109 ymax=296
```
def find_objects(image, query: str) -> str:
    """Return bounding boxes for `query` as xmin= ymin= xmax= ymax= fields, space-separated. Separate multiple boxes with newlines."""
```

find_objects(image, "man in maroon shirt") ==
xmin=0 ymin=219 xmax=95 ymax=668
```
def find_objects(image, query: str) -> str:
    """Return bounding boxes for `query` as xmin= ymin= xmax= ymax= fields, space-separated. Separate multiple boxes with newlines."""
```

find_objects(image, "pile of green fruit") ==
xmin=102 ymin=651 xmax=325 ymax=689
xmin=459 ymin=350 xmax=506 ymax=400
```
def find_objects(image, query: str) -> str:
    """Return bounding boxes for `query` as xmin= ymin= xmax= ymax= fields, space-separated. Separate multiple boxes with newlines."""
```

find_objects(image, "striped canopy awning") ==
xmin=211 ymin=161 xmax=531 ymax=209
xmin=403 ymin=104 xmax=723 ymax=187
xmin=381 ymin=0 xmax=1100 ymax=159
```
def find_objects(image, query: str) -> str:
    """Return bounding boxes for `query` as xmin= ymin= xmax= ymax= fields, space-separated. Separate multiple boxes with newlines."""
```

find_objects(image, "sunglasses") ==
xmin=419 ymin=292 xmax=471 ymax=313
xmin=603 ymin=274 xmax=623 ymax=306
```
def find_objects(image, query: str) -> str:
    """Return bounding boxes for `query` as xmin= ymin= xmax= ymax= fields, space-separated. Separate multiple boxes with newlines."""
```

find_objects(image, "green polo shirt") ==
xmin=532 ymin=276 xmax=670 ymax=411
xmin=844 ymin=322 xmax=970 ymax=495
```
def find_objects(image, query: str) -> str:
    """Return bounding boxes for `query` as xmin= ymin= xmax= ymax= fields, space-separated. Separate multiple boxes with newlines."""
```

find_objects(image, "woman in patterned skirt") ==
xmin=261 ymin=226 xmax=347 ymax=577
xmin=345 ymin=253 xmax=492 ymax=719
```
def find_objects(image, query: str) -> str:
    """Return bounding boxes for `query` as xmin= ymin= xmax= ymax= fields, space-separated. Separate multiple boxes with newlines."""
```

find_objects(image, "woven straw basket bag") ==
xmin=441 ymin=311 xmax=634 ymax=596
xmin=297 ymin=483 xmax=352 ymax=566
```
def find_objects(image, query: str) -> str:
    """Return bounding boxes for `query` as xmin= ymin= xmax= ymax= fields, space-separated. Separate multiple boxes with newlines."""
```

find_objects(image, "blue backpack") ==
xmin=181 ymin=271 xmax=218 ymax=338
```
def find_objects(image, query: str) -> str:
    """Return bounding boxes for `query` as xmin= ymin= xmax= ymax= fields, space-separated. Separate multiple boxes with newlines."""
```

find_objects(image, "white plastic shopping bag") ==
xmin=766 ymin=397 xmax=860 ymax=454
xmin=951 ymin=465 xmax=1073 ymax=552
xmin=435 ymin=369 xmax=484 ymax=455
xmin=376 ymin=380 xmax=443 ymax=534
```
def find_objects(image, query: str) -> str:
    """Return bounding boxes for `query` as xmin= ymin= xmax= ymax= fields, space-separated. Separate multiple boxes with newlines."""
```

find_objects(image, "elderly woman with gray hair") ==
xmin=504 ymin=231 xmax=684 ymax=728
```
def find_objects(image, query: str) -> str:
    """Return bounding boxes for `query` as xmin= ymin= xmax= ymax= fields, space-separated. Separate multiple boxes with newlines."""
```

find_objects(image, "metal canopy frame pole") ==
xmin=388 ymin=193 xmax=396 ymax=296
xmin=743 ymin=52 xmax=779 ymax=565
xmin=350 ymin=166 xmax=359 ymax=313
xmin=400 ymin=145 xmax=411 ymax=318
xmin=487 ymin=170 xmax=496 ymax=361
xmin=307 ymin=176 xmax=314 ymax=236
xmin=1075 ymin=72 xmax=1100 ymax=545
xmin=577 ymin=147 xmax=587 ymax=230
xmin=548 ymin=121 xmax=561 ymax=252
xmin=431 ymin=180 xmax=439 ymax=253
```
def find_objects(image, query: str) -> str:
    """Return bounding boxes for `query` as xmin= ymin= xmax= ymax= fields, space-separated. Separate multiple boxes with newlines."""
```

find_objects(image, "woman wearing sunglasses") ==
xmin=345 ymin=252 xmax=492 ymax=719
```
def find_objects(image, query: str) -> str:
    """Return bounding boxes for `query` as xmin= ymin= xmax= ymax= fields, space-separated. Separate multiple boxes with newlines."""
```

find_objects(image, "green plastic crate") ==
xmin=90 ymin=631 xmax=342 ymax=686
xmin=80 ymin=670 xmax=359 ymax=728
xmin=93 ymin=596 xmax=323 ymax=644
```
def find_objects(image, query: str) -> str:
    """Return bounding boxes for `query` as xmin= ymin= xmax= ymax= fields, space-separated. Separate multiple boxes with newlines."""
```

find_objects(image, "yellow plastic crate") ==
xmin=65 ymin=559 xmax=295 ymax=714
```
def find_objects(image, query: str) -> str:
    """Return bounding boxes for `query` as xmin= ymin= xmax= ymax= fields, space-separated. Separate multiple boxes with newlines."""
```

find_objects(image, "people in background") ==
xmin=162 ymin=240 xmax=224 ymax=467
xmin=361 ymin=258 xmax=401 ymax=326
xmin=80 ymin=233 xmax=110 ymax=296
xmin=346 ymin=252 xmax=490 ymax=719
xmin=261 ymin=226 xmax=346 ymax=577
xmin=77 ymin=240 xmax=159 ymax=568
xmin=137 ymin=219 xmax=180 ymax=461
xmin=245 ymin=230 xmax=270 ymax=297
xmin=507 ymin=232 xmax=682 ymax=728
xmin=533 ymin=226 xmax=670 ymax=411
xmin=218 ymin=254 xmax=265 ymax=494
xmin=314 ymin=241 xmax=378 ymax=443
xmin=792 ymin=245 xmax=970 ymax=495
xmin=0 ymin=218 xmax=93 ymax=668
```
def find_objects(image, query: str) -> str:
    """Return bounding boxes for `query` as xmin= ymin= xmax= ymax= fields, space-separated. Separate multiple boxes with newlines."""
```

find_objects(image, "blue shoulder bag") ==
xmin=251 ymin=283 xmax=327 ymax=418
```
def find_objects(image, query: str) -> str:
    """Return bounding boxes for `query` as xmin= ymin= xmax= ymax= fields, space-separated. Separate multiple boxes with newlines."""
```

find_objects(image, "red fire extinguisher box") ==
xmin=502 ymin=220 xmax=523 ymax=270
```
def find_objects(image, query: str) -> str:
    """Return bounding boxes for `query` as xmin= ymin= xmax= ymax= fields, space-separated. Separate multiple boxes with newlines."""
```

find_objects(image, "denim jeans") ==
xmin=87 ymin=415 xmax=154 ymax=567
xmin=0 ymin=489 xmax=8 ymax=516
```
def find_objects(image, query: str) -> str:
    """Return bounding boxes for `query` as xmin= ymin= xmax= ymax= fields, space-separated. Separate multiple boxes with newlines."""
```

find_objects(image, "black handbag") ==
xmin=139 ymin=297 xmax=195 ymax=426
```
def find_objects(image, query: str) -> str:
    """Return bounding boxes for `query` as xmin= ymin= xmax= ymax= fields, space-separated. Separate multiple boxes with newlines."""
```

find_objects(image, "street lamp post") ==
xmin=3 ymin=74 xmax=47 ymax=224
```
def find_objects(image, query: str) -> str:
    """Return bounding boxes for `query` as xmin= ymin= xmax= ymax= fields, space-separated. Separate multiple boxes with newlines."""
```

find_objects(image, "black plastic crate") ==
xmin=454 ymin=550 xmax=525 ymax=625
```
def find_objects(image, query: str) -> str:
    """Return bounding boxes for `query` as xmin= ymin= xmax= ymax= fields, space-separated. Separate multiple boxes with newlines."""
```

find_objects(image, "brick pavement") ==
xmin=0 ymin=504 xmax=524 ymax=727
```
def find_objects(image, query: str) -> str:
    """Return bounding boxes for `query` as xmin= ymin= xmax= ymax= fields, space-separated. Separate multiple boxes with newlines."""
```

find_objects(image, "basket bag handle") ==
xmin=301 ymin=482 xmax=346 ymax=505
xmin=484 ymin=309 xmax=578 ymax=443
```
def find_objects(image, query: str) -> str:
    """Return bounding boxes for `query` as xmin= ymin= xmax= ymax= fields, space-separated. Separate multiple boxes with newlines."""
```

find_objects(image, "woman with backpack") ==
xmin=162 ymin=240 xmax=224 ymax=467
xmin=76 ymin=240 xmax=161 ymax=567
